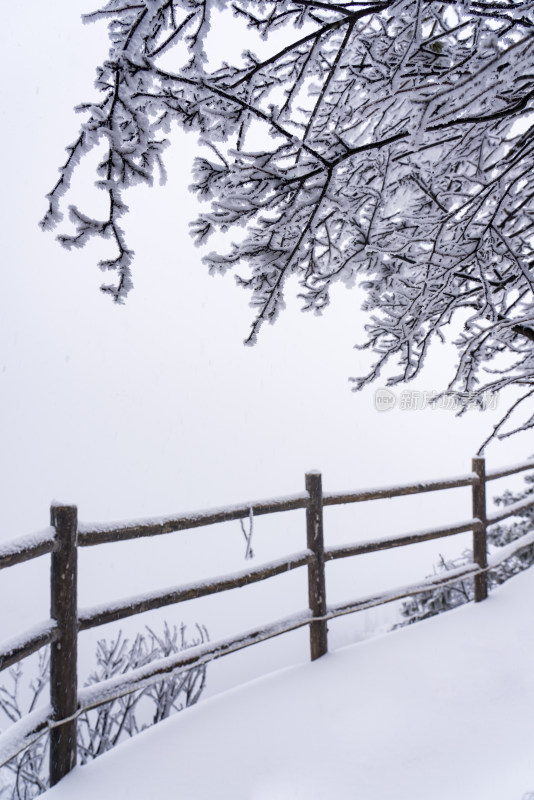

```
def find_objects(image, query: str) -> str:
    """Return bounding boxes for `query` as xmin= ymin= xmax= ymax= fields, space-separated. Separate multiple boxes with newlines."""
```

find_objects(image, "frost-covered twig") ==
xmin=0 ymin=622 xmax=208 ymax=799
xmin=42 ymin=0 xmax=534 ymax=440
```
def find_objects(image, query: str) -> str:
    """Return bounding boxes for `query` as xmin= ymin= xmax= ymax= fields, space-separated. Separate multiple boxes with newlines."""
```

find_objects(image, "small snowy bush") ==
xmin=0 ymin=622 xmax=208 ymax=800
xmin=396 ymin=472 xmax=534 ymax=628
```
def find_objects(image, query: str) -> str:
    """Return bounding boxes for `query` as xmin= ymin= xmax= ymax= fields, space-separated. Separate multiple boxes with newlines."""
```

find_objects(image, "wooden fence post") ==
xmin=50 ymin=504 xmax=78 ymax=786
xmin=472 ymin=457 xmax=488 ymax=602
xmin=305 ymin=472 xmax=328 ymax=660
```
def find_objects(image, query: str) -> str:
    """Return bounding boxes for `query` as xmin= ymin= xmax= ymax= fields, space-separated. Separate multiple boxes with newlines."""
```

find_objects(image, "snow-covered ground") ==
xmin=43 ymin=569 xmax=534 ymax=800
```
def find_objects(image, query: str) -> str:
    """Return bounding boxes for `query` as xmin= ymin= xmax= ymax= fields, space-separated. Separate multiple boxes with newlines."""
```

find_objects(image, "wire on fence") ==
xmin=1 ymin=456 xmax=533 ymax=785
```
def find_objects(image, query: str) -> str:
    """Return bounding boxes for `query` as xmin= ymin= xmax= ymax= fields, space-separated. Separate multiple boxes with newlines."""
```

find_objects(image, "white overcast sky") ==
xmin=0 ymin=2 xmax=531 ymax=687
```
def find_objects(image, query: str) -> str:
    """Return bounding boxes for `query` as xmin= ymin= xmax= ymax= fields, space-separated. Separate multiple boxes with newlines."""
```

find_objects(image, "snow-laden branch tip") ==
xmin=42 ymin=0 xmax=534 ymax=442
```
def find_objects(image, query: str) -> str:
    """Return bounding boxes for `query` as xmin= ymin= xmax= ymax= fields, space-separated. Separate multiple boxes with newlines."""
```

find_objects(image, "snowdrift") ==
xmin=43 ymin=569 xmax=534 ymax=799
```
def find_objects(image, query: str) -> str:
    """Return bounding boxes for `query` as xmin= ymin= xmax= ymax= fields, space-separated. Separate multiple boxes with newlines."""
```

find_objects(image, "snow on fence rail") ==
xmin=78 ymin=550 xmax=315 ymax=630
xmin=1 ymin=456 xmax=534 ymax=787
xmin=0 ymin=527 xmax=56 ymax=570
xmin=77 ymin=493 xmax=309 ymax=546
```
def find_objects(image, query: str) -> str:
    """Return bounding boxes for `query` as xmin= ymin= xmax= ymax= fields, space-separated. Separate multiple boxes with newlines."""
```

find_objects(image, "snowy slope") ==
xmin=43 ymin=569 xmax=534 ymax=800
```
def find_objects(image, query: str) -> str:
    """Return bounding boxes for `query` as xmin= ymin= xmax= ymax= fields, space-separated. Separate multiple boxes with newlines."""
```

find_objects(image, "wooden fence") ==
xmin=1 ymin=455 xmax=534 ymax=788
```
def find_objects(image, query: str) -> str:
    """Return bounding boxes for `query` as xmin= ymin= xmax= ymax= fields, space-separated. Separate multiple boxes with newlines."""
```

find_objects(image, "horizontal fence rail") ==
xmin=0 ymin=528 xmax=56 ymax=570
xmin=78 ymin=493 xmax=309 ymax=547
xmin=78 ymin=550 xmax=314 ymax=630
xmin=486 ymin=458 xmax=534 ymax=482
xmin=0 ymin=456 xmax=534 ymax=786
xmin=324 ymin=518 xmax=483 ymax=561
xmin=0 ymin=622 xmax=57 ymax=673
xmin=487 ymin=494 xmax=534 ymax=525
xmin=322 ymin=472 xmax=479 ymax=506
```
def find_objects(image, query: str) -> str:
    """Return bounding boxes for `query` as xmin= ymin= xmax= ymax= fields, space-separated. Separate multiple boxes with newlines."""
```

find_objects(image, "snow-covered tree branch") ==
xmin=42 ymin=0 xmax=534 ymax=439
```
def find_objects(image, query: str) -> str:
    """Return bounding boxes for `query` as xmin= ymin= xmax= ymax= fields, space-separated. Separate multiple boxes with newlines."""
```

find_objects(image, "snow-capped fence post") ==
xmin=3 ymin=455 xmax=534 ymax=787
xmin=472 ymin=457 xmax=488 ymax=602
xmin=306 ymin=471 xmax=328 ymax=660
xmin=49 ymin=504 xmax=78 ymax=785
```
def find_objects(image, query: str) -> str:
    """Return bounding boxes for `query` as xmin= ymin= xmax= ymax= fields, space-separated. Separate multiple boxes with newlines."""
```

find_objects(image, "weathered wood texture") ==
xmin=487 ymin=495 xmax=534 ymax=525
xmin=486 ymin=459 xmax=534 ymax=482
xmin=0 ymin=532 xmax=56 ymax=571
xmin=79 ymin=550 xmax=314 ymax=631
xmin=324 ymin=518 xmax=481 ymax=562
xmin=78 ymin=494 xmax=309 ymax=547
xmin=322 ymin=473 xmax=477 ymax=506
xmin=472 ymin=457 xmax=488 ymax=602
xmin=306 ymin=472 xmax=328 ymax=661
xmin=0 ymin=624 xmax=57 ymax=673
xmin=49 ymin=505 xmax=78 ymax=786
